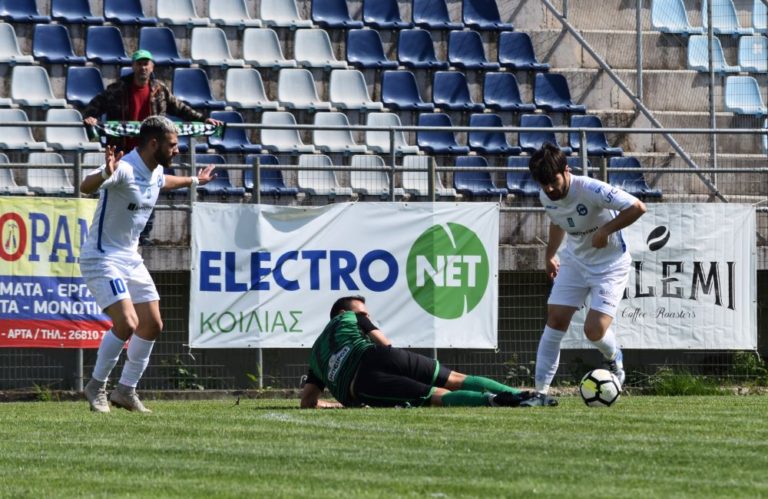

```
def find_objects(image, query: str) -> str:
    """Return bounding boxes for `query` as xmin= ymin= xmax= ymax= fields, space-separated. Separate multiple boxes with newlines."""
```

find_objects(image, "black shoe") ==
xmin=490 ymin=390 xmax=534 ymax=407
xmin=520 ymin=392 xmax=559 ymax=407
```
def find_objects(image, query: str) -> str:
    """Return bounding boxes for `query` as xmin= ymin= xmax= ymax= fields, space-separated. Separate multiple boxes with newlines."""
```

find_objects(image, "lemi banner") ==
xmin=190 ymin=202 xmax=499 ymax=349
xmin=563 ymin=203 xmax=756 ymax=350
xmin=0 ymin=197 xmax=111 ymax=348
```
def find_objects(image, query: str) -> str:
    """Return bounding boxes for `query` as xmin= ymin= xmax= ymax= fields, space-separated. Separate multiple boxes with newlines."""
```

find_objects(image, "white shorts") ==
xmin=80 ymin=258 xmax=159 ymax=310
xmin=548 ymin=258 xmax=630 ymax=318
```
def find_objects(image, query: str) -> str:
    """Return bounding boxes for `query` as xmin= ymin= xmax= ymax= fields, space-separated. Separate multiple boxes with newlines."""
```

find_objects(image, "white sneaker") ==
xmin=606 ymin=349 xmax=626 ymax=386
xmin=110 ymin=384 xmax=152 ymax=413
xmin=84 ymin=378 xmax=110 ymax=413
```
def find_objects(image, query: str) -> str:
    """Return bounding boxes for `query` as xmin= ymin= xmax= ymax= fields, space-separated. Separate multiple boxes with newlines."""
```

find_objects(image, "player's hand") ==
xmin=545 ymin=256 xmax=559 ymax=281
xmin=592 ymin=228 xmax=609 ymax=249
xmin=104 ymin=145 xmax=123 ymax=179
xmin=196 ymin=164 xmax=216 ymax=185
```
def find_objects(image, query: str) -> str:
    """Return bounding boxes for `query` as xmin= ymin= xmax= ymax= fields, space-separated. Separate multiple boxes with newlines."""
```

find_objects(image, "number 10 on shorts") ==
xmin=109 ymin=278 xmax=126 ymax=296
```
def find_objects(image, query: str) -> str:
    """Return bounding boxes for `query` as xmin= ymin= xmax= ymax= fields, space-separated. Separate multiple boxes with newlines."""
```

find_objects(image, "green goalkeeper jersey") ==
xmin=309 ymin=311 xmax=375 ymax=406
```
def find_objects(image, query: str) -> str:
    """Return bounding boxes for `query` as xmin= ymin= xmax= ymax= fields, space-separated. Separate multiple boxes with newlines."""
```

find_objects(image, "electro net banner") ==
xmin=563 ymin=204 xmax=756 ymax=350
xmin=190 ymin=202 xmax=499 ymax=349
xmin=0 ymin=197 xmax=111 ymax=348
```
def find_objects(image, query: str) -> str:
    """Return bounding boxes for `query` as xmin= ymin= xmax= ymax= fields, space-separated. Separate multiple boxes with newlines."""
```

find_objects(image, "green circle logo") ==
xmin=406 ymin=223 xmax=490 ymax=319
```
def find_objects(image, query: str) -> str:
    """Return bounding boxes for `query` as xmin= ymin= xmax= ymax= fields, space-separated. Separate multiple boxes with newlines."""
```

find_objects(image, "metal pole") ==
xmin=579 ymin=130 xmax=589 ymax=177
xmin=257 ymin=348 xmax=264 ymax=389
xmin=254 ymin=156 xmax=261 ymax=204
xmin=562 ymin=0 xmax=568 ymax=18
xmin=636 ymin=0 xmax=643 ymax=102
xmin=428 ymin=156 xmax=436 ymax=202
xmin=707 ymin=0 xmax=718 ymax=178
xmin=74 ymin=153 xmax=83 ymax=392
xmin=389 ymin=129 xmax=396 ymax=201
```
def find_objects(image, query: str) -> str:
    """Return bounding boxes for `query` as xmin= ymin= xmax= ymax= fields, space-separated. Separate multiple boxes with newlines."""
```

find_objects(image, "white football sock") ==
xmin=590 ymin=327 xmax=619 ymax=361
xmin=534 ymin=326 xmax=566 ymax=394
xmin=91 ymin=330 xmax=125 ymax=383
xmin=118 ymin=335 xmax=155 ymax=388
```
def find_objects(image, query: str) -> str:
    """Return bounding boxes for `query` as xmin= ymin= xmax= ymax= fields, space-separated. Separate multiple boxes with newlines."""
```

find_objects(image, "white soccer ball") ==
xmin=579 ymin=369 xmax=621 ymax=407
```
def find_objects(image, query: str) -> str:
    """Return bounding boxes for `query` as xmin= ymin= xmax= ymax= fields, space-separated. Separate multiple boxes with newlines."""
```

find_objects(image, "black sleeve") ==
xmin=355 ymin=312 xmax=378 ymax=334
xmin=305 ymin=369 xmax=325 ymax=391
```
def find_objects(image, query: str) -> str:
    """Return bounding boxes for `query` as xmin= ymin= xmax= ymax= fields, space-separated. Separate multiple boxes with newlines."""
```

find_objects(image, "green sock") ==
xmin=440 ymin=390 xmax=492 ymax=407
xmin=462 ymin=375 xmax=521 ymax=395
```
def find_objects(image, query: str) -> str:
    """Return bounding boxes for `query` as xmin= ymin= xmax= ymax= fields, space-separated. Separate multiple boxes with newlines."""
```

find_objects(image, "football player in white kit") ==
xmin=521 ymin=143 xmax=647 ymax=407
xmin=81 ymin=115 xmax=216 ymax=413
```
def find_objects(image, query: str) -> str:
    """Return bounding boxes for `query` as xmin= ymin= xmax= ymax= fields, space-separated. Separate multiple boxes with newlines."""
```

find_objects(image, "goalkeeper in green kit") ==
xmin=300 ymin=296 xmax=533 ymax=409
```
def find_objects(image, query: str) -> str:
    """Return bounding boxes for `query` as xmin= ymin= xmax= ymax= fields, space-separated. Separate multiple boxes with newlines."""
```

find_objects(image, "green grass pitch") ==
xmin=1 ymin=396 xmax=767 ymax=498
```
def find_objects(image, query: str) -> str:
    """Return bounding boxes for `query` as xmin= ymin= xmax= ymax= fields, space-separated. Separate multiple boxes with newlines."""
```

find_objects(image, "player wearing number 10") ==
xmin=80 ymin=116 xmax=216 ymax=413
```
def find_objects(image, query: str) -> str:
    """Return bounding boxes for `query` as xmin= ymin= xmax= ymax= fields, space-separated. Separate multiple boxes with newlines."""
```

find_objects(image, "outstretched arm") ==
xmin=80 ymin=145 xmax=123 ymax=195
xmin=163 ymin=164 xmax=216 ymax=191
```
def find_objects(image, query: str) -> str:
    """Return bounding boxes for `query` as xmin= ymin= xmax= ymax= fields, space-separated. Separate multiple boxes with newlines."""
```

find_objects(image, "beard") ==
xmin=154 ymin=148 xmax=173 ymax=168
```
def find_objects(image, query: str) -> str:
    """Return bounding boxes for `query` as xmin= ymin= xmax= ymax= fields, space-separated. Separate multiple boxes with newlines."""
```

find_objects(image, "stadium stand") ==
xmin=518 ymin=114 xmax=573 ymax=155
xmin=294 ymin=28 xmax=348 ymax=69
xmin=85 ymin=26 xmax=130 ymax=65
xmin=724 ymin=75 xmax=768 ymax=115
xmin=51 ymin=0 xmax=101 ymax=24
xmin=172 ymin=68 xmax=227 ymax=109
xmin=363 ymin=0 xmax=412 ymax=29
xmin=453 ymin=155 xmax=508 ymax=198
xmin=702 ymin=0 xmax=753 ymax=35
xmin=505 ymin=156 xmax=539 ymax=197
xmin=738 ymin=35 xmax=768 ymax=72
xmin=381 ymin=70 xmax=435 ymax=111
xmin=417 ymin=113 xmax=470 ymax=154
xmin=311 ymin=0 xmax=364 ymax=29
xmin=313 ymin=112 xmax=368 ymax=154
xmin=397 ymin=28 xmax=449 ymax=70
xmin=567 ymin=156 xmax=591 ymax=176
xmin=568 ymin=115 xmax=624 ymax=157
xmin=412 ymin=0 xmax=463 ymax=30
xmin=26 ymin=152 xmax=74 ymax=196
xmin=432 ymin=71 xmax=485 ymax=112
xmin=33 ymin=24 xmax=87 ymax=65
xmin=0 ymin=109 xmax=47 ymax=150
xmin=138 ymin=27 xmax=192 ymax=66
xmin=608 ymin=156 xmax=663 ymax=198
xmin=156 ymin=0 xmax=209 ymax=26
xmin=225 ymin=68 xmax=280 ymax=110
xmin=45 ymin=109 xmax=101 ymax=152
xmin=651 ymin=0 xmax=704 ymax=34
xmin=242 ymin=28 xmax=297 ymax=68
xmin=483 ymin=72 xmax=536 ymax=112
xmin=243 ymin=154 xmax=300 ymax=197
xmin=462 ymin=0 xmax=514 ymax=31
xmin=277 ymin=68 xmax=333 ymax=111
xmin=259 ymin=0 xmax=314 ymax=28
xmin=329 ymin=69 xmax=384 ymax=111
xmin=365 ymin=112 xmax=420 ymax=155
xmin=103 ymin=0 xmax=156 ymax=25
xmin=297 ymin=154 xmax=354 ymax=197
xmin=534 ymin=73 xmax=587 ymax=113
xmin=468 ymin=113 xmax=522 ymax=155
xmin=687 ymin=35 xmax=740 ymax=72
xmin=0 ymin=23 xmax=33 ymax=64
xmin=498 ymin=32 xmax=551 ymax=72
xmin=448 ymin=30 xmax=501 ymax=70
xmin=347 ymin=29 xmax=399 ymax=70
xmin=193 ymin=154 xmax=246 ymax=198
xmin=401 ymin=155 xmax=457 ymax=198
xmin=754 ymin=0 xmax=768 ymax=33
xmin=209 ymin=0 xmax=262 ymax=28
xmin=190 ymin=27 xmax=245 ymax=67
xmin=207 ymin=111 xmax=262 ymax=154
xmin=0 ymin=153 xmax=28 ymax=195
xmin=260 ymin=111 xmax=317 ymax=154
xmin=11 ymin=66 xmax=67 ymax=107
xmin=0 ymin=0 xmax=50 ymax=23
xmin=350 ymin=154 xmax=405 ymax=199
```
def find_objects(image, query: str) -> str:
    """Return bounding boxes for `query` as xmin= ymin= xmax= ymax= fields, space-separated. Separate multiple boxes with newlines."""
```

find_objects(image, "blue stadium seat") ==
xmin=724 ymin=75 xmax=768 ymax=115
xmin=172 ymin=68 xmax=227 ymax=109
xmin=608 ymin=157 xmax=662 ymax=198
xmin=568 ymin=115 xmax=623 ymax=157
xmin=397 ymin=29 xmax=449 ymax=70
xmin=104 ymin=0 xmax=156 ymax=25
xmin=483 ymin=72 xmax=536 ymax=112
xmin=702 ymin=0 xmax=754 ymax=35
xmin=505 ymin=156 xmax=539 ymax=197
xmin=139 ymin=27 xmax=192 ymax=67
xmin=412 ymin=0 xmax=462 ymax=30
xmin=754 ymin=0 xmax=768 ymax=33
xmin=468 ymin=113 xmax=521 ymax=155
xmin=687 ymin=35 xmax=740 ymax=72
xmin=738 ymin=35 xmax=767 ymax=72
xmin=432 ymin=71 xmax=484 ymax=112
xmin=453 ymin=155 xmax=508 ymax=198
xmin=417 ymin=113 xmax=470 ymax=155
xmin=651 ymin=0 xmax=704 ymax=34
xmin=363 ymin=0 xmax=412 ymax=29
xmin=244 ymin=154 xmax=299 ymax=197
xmin=86 ymin=26 xmax=130 ymax=65
xmin=194 ymin=154 xmax=246 ymax=198
xmin=448 ymin=30 xmax=500 ymax=70
xmin=566 ymin=157 xmax=591 ymax=175
xmin=51 ymin=0 xmax=101 ymax=23
xmin=381 ymin=70 xmax=435 ymax=111
xmin=519 ymin=114 xmax=572 ymax=155
xmin=462 ymin=0 xmax=513 ymax=31
xmin=347 ymin=29 xmax=398 ymax=69
xmin=498 ymin=32 xmax=550 ymax=72
xmin=33 ymin=24 xmax=87 ymax=65
xmin=534 ymin=73 xmax=586 ymax=113
xmin=311 ymin=0 xmax=364 ymax=29
xmin=0 ymin=0 xmax=50 ymax=22
xmin=207 ymin=111 xmax=262 ymax=153
xmin=66 ymin=66 xmax=104 ymax=108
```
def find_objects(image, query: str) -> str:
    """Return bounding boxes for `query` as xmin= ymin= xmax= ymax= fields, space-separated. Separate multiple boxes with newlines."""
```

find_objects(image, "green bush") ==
xmin=646 ymin=367 xmax=727 ymax=396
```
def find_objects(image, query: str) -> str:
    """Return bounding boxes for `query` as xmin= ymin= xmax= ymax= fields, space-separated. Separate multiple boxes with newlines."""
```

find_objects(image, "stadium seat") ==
xmin=363 ymin=0 xmax=412 ymax=29
xmin=568 ymin=115 xmax=623 ymax=157
xmin=243 ymin=154 xmax=299 ymax=196
xmin=350 ymin=154 xmax=405 ymax=199
xmin=347 ymin=29 xmax=399 ymax=70
xmin=397 ymin=29 xmax=449 ymax=70
xmin=417 ymin=113 xmax=470 ymax=155
xmin=608 ymin=156 xmax=662 ymax=198
xmin=104 ymin=0 xmax=156 ymax=25
xmin=738 ymin=35 xmax=768 ymax=72
xmin=401 ymin=155 xmax=457 ymax=198
xmin=242 ymin=28 xmax=297 ymax=68
xmin=468 ymin=113 xmax=522 ymax=155
xmin=311 ymin=0 xmax=364 ymax=29
xmin=26 ymin=152 xmax=74 ymax=196
xmin=702 ymin=0 xmax=754 ymax=35
xmin=0 ymin=153 xmax=28 ymax=195
xmin=498 ymin=32 xmax=551 ymax=72
xmin=483 ymin=72 xmax=536 ymax=112
xmin=277 ymin=68 xmax=333 ymax=111
xmin=567 ymin=156 xmax=591 ymax=175
xmin=260 ymin=111 xmax=317 ymax=154
xmin=687 ymin=35 xmax=740 ymax=72
xmin=81 ymin=151 xmax=104 ymax=169
xmin=209 ymin=0 xmax=262 ymax=28
xmin=190 ymin=27 xmax=245 ymax=67
xmin=453 ymin=155 xmax=508 ymax=198
xmin=139 ymin=27 xmax=192 ymax=66
xmin=0 ymin=109 xmax=47 ymax=150
xmin=329 ymin=69 xmax=384 ymax=111
xmin=313 ymin=112 xmax=368 ymax=154
xmin=51 ymin=0 xmax=101 ymax=24
xmin=754 ymin=0 xmax=768 ymax=33
xmin=225 ymin=68 xmax=280 ymax=110
xmin=193 ymin=154 xmax=246 ymax=198
xmin=297 ymin=154 xmax=354 ymax=197
xmin=448 ymin=30 xmax=500 ymax=70
xmin=519 ymin=114 xmax=572 ymax=155
xmin=534 ymin=73 xmax=587 ymax=113
xmin=259 ymin=0 xmax=314 ymax=28
xmin=207 ymin=111 xmax=262 ymax=153
xmin=156 ymin=0 xmax=209 ymax=26
xmin=85 ymin=26 xmax=130 ymax=65
xmin=651 ymin=0 xmax=704 ymax=34
xmin=11 ymin=66 xmax=67 ymax=107
xmin=0 ymin=23 xmax=32 ymax=64
xmin=33 ymin=24 xmax=87 ymax=65
xmin=432 ymin=71 xmax=484 ymax=112
xmin=294 ymin=28 xmax=348 ymax=69
xmin=462 ymin=0 xmax=514 ymax=31
xmin=412 ymin=0 xmax=463 ymax=30
xmin=505 ymin=157 xmax=539 ymax=197
xmin=724 ymin=75 xmax=768 ymax=115
xmin=381 ymin=70 xmax=435 ymax=111
xmin=0 ymin=0 xmax=50 ymax=22
xmin=365 ymin=112 xmax=420 ymax=155
xmin=45 ymin=109 xmax=101 ymax=152
xmin=172 ymin=68 xmax=227 ymax=109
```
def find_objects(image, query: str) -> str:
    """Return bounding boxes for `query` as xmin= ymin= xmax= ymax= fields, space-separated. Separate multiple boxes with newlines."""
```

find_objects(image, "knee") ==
xmin=112 ymin=314 xmax=139 ymax=340
xmin=546 ymin=317 xmax=570 ymax=332
xmin=583 ymin=324 xmax=605 ymax=342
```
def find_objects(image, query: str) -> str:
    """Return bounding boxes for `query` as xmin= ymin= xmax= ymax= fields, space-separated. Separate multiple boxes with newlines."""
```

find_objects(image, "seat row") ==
xmin=688 ymin=34 xmax=768 ymax=73
xmin=652 ymin=0 xmax=766 ymax=35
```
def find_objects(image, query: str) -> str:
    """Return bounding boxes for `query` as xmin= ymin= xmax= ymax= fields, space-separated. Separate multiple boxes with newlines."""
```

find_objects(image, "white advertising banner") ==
xmin=189 ymin=202 xmax=499 ymax=349
xmin=563 ymin=203 xmax=756 ymax=350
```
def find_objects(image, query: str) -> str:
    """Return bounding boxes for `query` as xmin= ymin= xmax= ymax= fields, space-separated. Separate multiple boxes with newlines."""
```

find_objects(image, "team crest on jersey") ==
xmin=157 ymin=176 xmax=163 ymax=188
xmin=577 ymin=204 xmax=588 ymax=216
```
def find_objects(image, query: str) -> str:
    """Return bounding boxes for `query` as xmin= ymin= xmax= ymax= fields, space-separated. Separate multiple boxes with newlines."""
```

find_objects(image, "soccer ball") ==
xmin=579 ymin=369 xmax=621 ymax=407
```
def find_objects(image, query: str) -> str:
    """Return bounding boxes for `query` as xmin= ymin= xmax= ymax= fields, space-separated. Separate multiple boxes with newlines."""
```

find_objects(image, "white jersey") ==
xmin=539 ymin=175 xmax=638 ymax=267
xmin=80 ymin=149 xmax=165 ymax=263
